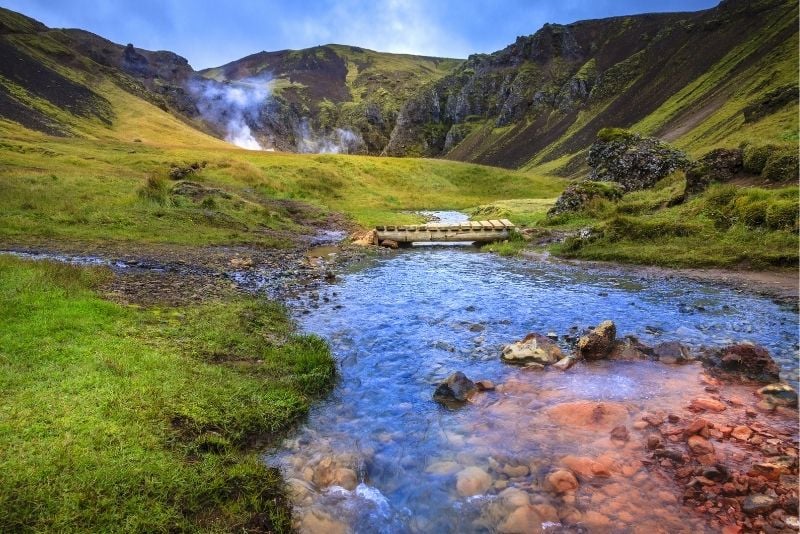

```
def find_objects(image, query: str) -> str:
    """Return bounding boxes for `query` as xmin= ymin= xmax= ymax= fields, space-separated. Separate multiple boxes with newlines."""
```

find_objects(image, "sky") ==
xmin=2 ymin=0 xmax=719 ymax=69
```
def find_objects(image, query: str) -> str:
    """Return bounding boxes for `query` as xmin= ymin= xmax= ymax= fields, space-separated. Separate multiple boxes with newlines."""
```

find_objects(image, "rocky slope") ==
xmin=384 ymin=0 xmax=798 ymax=172
xmin=0 ymin=1 xmax=796 ymax=166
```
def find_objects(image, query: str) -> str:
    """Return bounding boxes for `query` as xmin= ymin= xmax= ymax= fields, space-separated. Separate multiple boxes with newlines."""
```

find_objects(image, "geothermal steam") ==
xmin=189 ymin=74 xmax=363 ymax=154
xmin=296 ymin=120 xmax=363 ymax=154
xmin=188 ymin=75 xmax=271 ymax=150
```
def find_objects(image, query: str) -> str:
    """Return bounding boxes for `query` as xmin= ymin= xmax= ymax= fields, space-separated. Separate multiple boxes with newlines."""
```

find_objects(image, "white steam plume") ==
xmin=296 ymin=119 xmax=363 ymax=154
xmin=188 ymin=75 xmax=272 ymax=150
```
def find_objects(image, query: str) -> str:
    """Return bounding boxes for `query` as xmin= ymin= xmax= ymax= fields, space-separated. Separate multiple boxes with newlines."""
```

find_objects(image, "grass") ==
xmin=547 ymin=176 xmax=799 ymax=268
xmin=0 ymin=255 xmax=335 ymax=532
xmin=0 ymin=122 xmax=565 ymax=248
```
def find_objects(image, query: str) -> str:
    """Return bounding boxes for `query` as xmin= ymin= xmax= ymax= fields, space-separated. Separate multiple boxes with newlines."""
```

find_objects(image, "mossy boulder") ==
xmin=741 ymin=143 xmax=799 ymax=182
xmin=685 ymin=148 xmax=743 ymax=195
xmin=547 ymin=180 xmax=624 ymax=216
xmin=588 ymin=128 xmax=689 ymax=191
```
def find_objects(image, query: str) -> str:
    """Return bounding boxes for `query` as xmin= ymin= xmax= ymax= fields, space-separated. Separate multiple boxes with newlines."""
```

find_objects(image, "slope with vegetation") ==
xmin=385 ymin=0 xmax=798 ymax=174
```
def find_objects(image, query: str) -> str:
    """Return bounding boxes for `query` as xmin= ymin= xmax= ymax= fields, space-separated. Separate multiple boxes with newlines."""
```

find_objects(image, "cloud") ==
xmin=279 ymin=0 xmax=473 ymax=58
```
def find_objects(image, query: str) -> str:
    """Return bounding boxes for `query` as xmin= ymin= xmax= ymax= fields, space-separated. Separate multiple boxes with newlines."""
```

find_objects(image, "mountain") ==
xmin=0 ymin=0 xmax=796 ymax=169
xmin=384 ymin=0 xmax=798 ymax=172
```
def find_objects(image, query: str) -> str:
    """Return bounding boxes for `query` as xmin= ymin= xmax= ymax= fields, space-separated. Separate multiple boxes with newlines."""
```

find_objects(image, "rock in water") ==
xmin=576 ymin=320 xmax=616 ymax=360
xmin=501 ymin=333 xmax=563 ymax=365
xmin=653 ymin=341 xmax=691 ymax=364
xmin=700 ymin=343 xmax=781 ymax=382
xmin=433 ymin=371 xmax=477 ymax=404
xmin=756 ymin=383 xmax=798 ymax=408
xmin=380 ymin=239 xmax=399 ymax=249
xmin=456 ymin=466 xmax=492 ymax=497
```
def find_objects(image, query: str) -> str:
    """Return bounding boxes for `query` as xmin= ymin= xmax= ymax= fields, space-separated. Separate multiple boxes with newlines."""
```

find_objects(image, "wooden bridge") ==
xmin=375 ymin=219 xmax=516 ymax=244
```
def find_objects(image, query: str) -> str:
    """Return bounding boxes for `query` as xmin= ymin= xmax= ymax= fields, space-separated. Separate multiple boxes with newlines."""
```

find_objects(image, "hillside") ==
xmin=0 ymin=2 xmax=795 ymax=168
xmin=384 ymin=0 xmax=798 ymax=172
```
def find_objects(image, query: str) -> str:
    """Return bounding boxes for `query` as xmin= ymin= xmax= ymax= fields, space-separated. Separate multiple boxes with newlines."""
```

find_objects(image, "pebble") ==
xmin=547 ymin=470 xmax=579 ymax=493
xmin=456 ymin=466 xmax=492 ymax=497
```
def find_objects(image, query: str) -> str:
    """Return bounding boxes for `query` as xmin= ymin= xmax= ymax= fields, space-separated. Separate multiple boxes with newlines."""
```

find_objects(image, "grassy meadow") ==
xmin=0 ymin=255 xmax=334 ymax=531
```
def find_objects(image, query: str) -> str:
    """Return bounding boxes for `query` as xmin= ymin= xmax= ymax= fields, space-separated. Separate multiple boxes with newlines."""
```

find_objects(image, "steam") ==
xmin=296 ymin=119 xmax=363 ymax=154
xmin=188 ymin=75 xmax=272 ymax=150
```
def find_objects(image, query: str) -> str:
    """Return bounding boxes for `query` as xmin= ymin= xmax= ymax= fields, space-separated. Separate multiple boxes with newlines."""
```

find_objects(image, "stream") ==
xmin=267 ymin=212 xmax=798 ymax=533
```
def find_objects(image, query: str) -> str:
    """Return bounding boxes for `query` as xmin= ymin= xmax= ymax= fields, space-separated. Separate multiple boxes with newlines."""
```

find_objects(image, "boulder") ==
xmin=379 ymin=239 xmax=399 ymax=249
xmin=652 ymin=341 xmax=691 ymax=364
xmin=350 ymin=229 xmax=378 ymax=246
xmin=756 ymin=383 xmax=798 ymax=408
xmin=576 ymin=320 xmax=616 ymax=360
xmin=433 ymin=372 xmax=477 ymax=404
xmin=587 ymin=128 xmax=689 ymax=191
xmin=547 ymin=180 xmax=624 ymax=217
xmin=501 ymin=333 xmax=563 ymax=365
xmin=610 ymin=335 xmax=653 ymax=361
xmin=685 ymin=148 xmax=743 ymax=195
xmin=701 ymin=343 xmax=781 ymax=382
xmin=552 ymin=355 xmax=577 ymax=370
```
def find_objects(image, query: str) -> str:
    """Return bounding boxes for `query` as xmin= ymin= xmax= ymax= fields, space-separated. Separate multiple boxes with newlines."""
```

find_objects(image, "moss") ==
xmin=742 ymin=143 xmax=773 ymax=174
xmin=595 ymin=127 xmax=636 ymax=143
xmin=762 ymin=150 xmax=799 ymax=182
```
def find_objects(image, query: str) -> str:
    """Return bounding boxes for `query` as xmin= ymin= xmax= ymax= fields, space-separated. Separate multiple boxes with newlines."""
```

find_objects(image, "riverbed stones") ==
xmin=475 ymin=379 xmax=496 ymax=391
xmin=731 ymin=425 xmax=753 ymax=441
xmin=690 ymin=397 xmax=727 ymax=412
xmin=456 ymin=466 xmax=492 ymax=497
xmin=687 ymin=435 xmax=715 ymax=456
xmin=576 ymin=320 xmax=616 ymax=360
xmin=561 ymin=455 xmax=611 ymax=479
xmin=433 ymin=371 xmax=477 ymax=404
xmin=499 ymin=487 xmax=530 ymax=508
xmin=501 ymin=333 xmax=563 ymax=365
xmin=547 ymin=469 xmax=579 ymax=493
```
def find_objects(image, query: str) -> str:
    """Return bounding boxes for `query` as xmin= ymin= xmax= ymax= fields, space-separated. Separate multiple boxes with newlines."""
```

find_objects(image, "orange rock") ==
xmin=546 ymin=401 xmax=629 ymax=431
xmin=456 ymin=466 xmax=492 ymax=497
xmin=690 ymin=397 xmax=727 ymax=412
xmin=688 ymin=435 xmax=715 ymax=455
xmin=686 ymin=418 xmax=710 ymax=437
xmin=731 ymin=426 xmax=753 ymax=441
xmin=561 ymin=455 xmax=609 ymax=480
xmin=547 ymin=469 xmax=579 ymax=493
xmin=532 ymin=503 xmax=559 ymax=523
xmin=657 ymin=491 xmax=678 ymax=504
xmin=617 ymin=510 xmax=635 ymax=522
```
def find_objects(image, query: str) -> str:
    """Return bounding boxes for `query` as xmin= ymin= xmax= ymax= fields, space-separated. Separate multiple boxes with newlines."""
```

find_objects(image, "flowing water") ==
xmin=267 ymin=212 xmax=798 ymax=533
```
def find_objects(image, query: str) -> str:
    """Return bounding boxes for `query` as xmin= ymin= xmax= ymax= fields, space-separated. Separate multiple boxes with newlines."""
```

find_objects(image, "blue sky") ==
xmin=2 ymin=0 xmax=719 ymax=69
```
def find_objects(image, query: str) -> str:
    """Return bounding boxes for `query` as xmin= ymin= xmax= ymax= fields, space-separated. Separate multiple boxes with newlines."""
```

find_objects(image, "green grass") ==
xmin=548 ymin=177 xmax=799 ymax=268
xmin=0 ymin=123 xmax=565 ymax=248
xmin=468 ymin=198 xmax=558 ymax=226
xmin=0 ymin=256 xmax=335 ymax=532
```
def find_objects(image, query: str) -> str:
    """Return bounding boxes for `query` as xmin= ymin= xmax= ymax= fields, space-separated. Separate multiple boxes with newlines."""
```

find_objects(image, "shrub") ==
xmin=138 ymin=175 xmax=170 ymax=205
xmin=765 ymin=200 xmax=799 ymax=230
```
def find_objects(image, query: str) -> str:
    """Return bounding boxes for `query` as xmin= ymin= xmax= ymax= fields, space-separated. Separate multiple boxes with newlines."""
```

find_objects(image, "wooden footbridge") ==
xmin=375 ymin=219 xmax=516 ymax=244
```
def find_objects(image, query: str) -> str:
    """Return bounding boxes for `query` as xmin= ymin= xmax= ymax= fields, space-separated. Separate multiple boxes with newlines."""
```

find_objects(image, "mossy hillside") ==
xmin=0 ymin=256 xmax=335 ymax=531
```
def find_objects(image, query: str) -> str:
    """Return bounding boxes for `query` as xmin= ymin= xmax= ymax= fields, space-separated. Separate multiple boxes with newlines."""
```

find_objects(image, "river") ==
xmin=266 ymin=213 xmax=799 ymax=533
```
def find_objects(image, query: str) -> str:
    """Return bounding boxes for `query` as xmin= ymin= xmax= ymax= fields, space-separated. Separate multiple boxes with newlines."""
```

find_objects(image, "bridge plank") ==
xmin=489 ymin=220 xmax=504 ymax=229
xmin=460 ymin=222 xmax=471 ymax=230
xmin=479 ymin=221 xmax=493 ymax=229
xmin=470 ymin=221 xmax=482 ymax=229
xmin=500 ymin=219 xmax=514 ymax=227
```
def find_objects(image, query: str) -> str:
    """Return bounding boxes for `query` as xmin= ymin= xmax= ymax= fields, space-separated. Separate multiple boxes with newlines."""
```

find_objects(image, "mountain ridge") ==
xmin=0 ymin=1 xmax=796 ymax=169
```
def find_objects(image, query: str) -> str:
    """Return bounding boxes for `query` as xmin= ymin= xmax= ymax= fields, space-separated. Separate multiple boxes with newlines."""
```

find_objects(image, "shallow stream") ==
xmin=267 ymin=212 xmax=799 ymax=533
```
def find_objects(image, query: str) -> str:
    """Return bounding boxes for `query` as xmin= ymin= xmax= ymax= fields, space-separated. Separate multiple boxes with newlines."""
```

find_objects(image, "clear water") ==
xmin=268 ymin=215 xmax=798 ymax=533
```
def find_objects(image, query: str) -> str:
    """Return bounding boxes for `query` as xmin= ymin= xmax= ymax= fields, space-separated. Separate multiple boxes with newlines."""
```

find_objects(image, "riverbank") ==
xmin=0 ymin=254 xmax=336 ymax=531
xmin=522 ymin=251 xmax=799 ymax=305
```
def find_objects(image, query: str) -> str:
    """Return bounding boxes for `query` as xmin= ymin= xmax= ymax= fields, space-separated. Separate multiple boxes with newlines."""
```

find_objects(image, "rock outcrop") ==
xmin=501 ymin=333 xmax=564 ymax=366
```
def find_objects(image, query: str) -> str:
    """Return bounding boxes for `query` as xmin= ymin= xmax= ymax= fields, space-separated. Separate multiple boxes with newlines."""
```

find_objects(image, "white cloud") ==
xmin=280 ymin=0 xmax=472 ymax=58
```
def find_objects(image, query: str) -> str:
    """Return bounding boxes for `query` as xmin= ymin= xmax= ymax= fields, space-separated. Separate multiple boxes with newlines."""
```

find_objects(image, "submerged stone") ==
xmin=501 ymin=333 xmax=563 ymax=365
xmin=433 ymin=371 xmax=477 ymax=404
